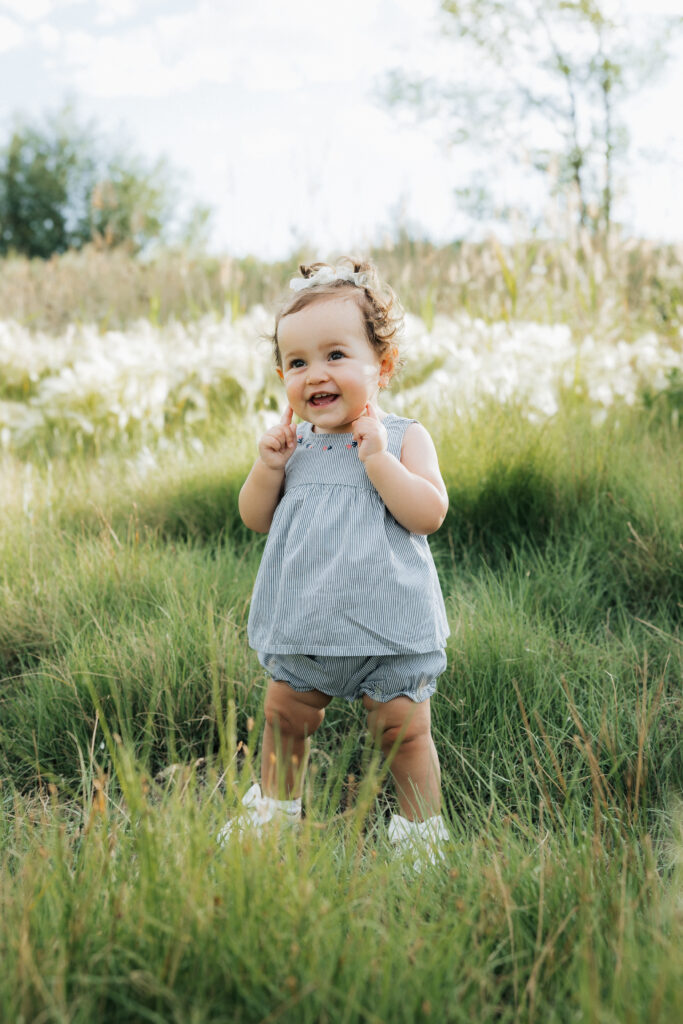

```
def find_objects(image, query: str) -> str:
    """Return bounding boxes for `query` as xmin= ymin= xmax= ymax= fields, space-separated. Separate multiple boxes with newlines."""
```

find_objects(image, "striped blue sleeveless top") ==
xmin=247 ymin=414 xmax=450 ymax=655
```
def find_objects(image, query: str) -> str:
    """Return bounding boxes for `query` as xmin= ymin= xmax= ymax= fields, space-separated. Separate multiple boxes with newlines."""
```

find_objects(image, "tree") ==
xmin=0 ymin=106 xmax=208 ymax=257
xmin=383 ymin=0 xmax=682 ymax=236
xmin=0 ymin=110 xmax=94 ymax=258
xmin=88 ymin=156 xmax=168 ymax=252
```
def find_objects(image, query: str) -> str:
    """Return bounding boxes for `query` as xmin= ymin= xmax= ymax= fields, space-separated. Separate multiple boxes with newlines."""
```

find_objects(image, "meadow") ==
xmin=0 ymin=239 xmax=681 ymax=1023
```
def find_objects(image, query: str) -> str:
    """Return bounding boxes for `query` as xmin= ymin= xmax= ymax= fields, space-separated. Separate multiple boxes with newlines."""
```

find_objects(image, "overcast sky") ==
xmin=1 ymin=0 xmax=682 ymax=259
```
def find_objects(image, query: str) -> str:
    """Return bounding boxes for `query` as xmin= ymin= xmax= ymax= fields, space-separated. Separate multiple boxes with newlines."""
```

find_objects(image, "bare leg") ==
xmin=261 ymin=680 xmax=331 ymax=799
xmin=363 ymin=695 xmax=441 ymax=820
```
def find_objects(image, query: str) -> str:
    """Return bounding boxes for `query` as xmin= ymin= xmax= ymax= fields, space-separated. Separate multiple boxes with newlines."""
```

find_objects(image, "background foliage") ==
xmin=0 ymin=106 xmax=210 ymax=258
xmin=383 ymin=0 xmax=683 ymax=235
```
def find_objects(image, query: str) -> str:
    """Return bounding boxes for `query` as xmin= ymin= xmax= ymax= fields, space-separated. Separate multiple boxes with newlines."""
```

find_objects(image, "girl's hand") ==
xmin=258 ymin=406 xmax=297 ymax=470
xmin=351 ymin=403 xmax=388 ymax=462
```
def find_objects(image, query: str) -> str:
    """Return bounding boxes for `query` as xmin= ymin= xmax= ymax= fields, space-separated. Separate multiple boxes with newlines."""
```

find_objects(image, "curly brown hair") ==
xmin=271 ymin=258 xmax=404 ymax=380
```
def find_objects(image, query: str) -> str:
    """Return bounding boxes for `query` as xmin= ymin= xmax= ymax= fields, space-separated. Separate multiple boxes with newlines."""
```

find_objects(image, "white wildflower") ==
xmin=0 ymin=308 xmax=680 ymax=455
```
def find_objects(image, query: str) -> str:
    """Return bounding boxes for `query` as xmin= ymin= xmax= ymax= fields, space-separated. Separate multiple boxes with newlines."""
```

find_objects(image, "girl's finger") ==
xmin=280 ymin=405 xmax=293 ymax=426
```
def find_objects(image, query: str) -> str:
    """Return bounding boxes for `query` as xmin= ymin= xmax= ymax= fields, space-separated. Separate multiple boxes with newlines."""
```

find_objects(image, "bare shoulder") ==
xmin=400 ymin=421 xmax=438 ymax=461
xmin=400 ymin=422 xmax=447 ymax=496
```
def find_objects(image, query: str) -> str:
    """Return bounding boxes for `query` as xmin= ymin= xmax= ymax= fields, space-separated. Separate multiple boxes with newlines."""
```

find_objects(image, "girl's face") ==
xmin=277 ymin=295 xmax=392 ymax=433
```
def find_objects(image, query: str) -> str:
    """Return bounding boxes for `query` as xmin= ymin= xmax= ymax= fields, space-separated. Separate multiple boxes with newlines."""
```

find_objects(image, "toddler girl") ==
xmin=218 ymin=259 xmax=451 ymax=868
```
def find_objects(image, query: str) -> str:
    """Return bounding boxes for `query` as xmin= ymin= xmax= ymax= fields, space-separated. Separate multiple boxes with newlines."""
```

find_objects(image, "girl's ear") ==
xmin=378 ymin=347 xmax=397 ymax=388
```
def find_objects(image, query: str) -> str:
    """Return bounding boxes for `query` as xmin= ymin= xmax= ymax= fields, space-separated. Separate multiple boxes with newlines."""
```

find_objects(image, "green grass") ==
xmin=0 ymin=399 xmax=681 ymax=1022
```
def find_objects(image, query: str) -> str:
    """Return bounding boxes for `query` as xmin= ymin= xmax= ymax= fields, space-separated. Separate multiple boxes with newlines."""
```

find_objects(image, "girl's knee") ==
xmin=379 ymin=719 xmax=428 ymax=757
xmin=364 ymin=695 xmax=431 ymax=755
xmin=264 ymin=681 xmax=326 ymax=739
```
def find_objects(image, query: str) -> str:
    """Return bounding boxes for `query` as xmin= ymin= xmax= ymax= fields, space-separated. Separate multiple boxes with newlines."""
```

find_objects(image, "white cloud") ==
xmin=0 ymin=0 xmax=54 ymax=21
xmin=0 ymin=13 xmax=24 ymax=51
xmin=61 ymin=28 xmax=191 ymax=97
xmin=53 ymin=0 xmax=435 ymax=99
xmin=36 ymin=22 xmax=60 ymax=50
xmin=0 ymin=0 xmax=83 ymax=22
xmin=94 ymin=0 xmax=136 ymax=28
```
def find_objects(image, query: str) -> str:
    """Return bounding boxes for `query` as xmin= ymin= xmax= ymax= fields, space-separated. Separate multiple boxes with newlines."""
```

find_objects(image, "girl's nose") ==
xmin=306 ymin=361 xmax=330 ymax=384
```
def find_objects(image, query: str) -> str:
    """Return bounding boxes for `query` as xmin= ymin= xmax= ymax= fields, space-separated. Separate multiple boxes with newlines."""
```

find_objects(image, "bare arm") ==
xmin=239 ymin=407 xmax=297 ymax=533
xmin=353 ymin=407 xmax=448 ymax=535
xmin=239 ymin=459 xmax=286 ymax=533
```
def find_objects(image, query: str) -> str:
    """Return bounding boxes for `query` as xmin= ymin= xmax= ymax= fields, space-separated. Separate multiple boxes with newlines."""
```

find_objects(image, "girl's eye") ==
xmin=289 ymin=359 xmax=305 ymax=369
xmin=329 ymin=350 xmax=344 ymax=361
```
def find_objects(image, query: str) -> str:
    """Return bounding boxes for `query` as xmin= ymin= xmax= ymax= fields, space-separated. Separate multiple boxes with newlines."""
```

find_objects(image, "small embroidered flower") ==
xmin=306 ymin=443 xmax=314 ymax=449
xmin=346 ymin=441 xmax=358 ymax=449
xmin=297 ymin=436 xmax=303 ymax=444
xmin=323 ymin=445 xmax=333 ymax=451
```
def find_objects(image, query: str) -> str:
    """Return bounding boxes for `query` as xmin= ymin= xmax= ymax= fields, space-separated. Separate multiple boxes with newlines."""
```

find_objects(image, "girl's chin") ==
xmin=310 ymin=414 xmax=357 ymax=433
xmin=309 ymin=407 xmax=368 ymax=433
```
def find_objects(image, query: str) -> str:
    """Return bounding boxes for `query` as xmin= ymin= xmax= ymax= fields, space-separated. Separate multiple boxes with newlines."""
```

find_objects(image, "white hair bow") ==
xmin=289 ymin=266 xmax=370 ymax=292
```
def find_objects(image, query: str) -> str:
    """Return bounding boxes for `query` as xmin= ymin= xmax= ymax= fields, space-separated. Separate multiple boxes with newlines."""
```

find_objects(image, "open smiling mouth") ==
xmin=308 ymin=393 xmax=339 ymax=407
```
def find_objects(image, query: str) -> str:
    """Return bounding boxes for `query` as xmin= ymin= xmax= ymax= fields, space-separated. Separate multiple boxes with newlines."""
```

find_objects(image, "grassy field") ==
xmin=1 ymin=363 xmax=681 ymax=1021
xmin=0 ymin=234 xmax=681 ymax=338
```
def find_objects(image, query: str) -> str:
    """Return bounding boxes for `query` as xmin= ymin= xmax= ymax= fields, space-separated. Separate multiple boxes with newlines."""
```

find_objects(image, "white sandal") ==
xmin=388 ymin=812 xmax=450 ymax=872
xmin=216 ymin=783 xmax=302 ymax=845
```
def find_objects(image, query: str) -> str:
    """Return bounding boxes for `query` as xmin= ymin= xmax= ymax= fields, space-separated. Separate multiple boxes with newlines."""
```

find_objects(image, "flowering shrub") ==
xmin=0 ymin=309 xmax=680 ymax=456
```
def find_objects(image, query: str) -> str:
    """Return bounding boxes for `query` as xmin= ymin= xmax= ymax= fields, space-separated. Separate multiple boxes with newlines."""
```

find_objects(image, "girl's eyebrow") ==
xmin=279 ymin=345 xmax=304 ymax=359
